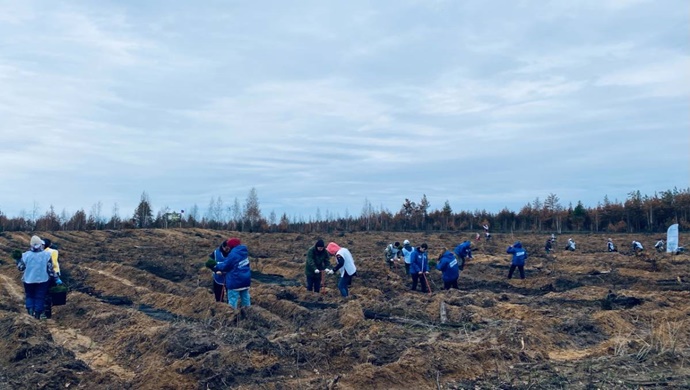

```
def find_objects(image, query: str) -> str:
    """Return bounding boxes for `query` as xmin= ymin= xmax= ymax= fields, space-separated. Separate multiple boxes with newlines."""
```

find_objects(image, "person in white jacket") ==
xmin=654 ymin=240 xmax=665 ymax=252
xmin=632 ymin=240 xmax=644 ymax=253
xmin=607 ymin=238 xmax=617 ymax=252
xmin=401 ymin=239 xmax=414 ymax=275
xmin=565 ymin=238 xmax=576 ymax=251
xmin=326 ymin=242 xmax=357 ymax=297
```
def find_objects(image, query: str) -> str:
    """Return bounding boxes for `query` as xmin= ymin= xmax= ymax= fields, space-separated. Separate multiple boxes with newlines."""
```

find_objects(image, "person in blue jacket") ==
xmin=409 ymin=243 xmax=430 ymax=293
xmin=209 ymin=240 xmax=231 ymax=302
xmin=214 ymin=238 xmax=251 ymax=309
xmin=453 ymin=241 xmax=473 ymax=270
xmin=507 ymin=241 xmax=528 ymax=279
xmin=436 ymin=249 xmax=460 ymax=290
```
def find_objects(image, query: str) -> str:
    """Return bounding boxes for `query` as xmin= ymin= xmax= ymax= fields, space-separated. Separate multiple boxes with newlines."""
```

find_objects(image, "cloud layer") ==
xmin=1 ymin=0 xmax=688 ymax=219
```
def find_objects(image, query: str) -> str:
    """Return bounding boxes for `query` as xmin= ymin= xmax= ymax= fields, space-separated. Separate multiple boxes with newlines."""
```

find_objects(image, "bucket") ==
xmin=49 ymin=286 xmax=68 ymax=306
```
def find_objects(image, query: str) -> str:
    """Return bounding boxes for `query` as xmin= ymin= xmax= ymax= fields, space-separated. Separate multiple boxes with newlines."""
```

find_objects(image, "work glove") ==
xmin=326 ymin=269 xmax=334 ymax=275
xmin=314 ymin=269 xmax=320 ymax=274
xmin=205 ymin=259 xmax=217 ymax=270
xmin=56 ymin=278 xmax=63 ymax=285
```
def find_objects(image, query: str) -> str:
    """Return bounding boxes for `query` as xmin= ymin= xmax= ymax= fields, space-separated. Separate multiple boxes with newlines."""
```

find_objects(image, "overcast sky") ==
xmin=1 ymin=0 xmax=688 ymax=221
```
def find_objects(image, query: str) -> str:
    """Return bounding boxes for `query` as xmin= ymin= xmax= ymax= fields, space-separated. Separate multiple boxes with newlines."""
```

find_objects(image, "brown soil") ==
xmin=1 ymin=230 xmax=689 ymax=389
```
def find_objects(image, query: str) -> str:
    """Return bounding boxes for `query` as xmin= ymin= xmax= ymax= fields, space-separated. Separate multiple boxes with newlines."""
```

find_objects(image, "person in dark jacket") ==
xmin=17 ymin=235 xmax=55 ymax=319
xmin=305 ymin=239 xmax=331 ymax=293
xmin=545 ymin=238 xmax=553 ymax=254
xmin=436 ymin=249 xmax=460 ymax=290
xmin=507 ymin=241 xmax=528 ymax=280
xmin=209 ymin=240 xmax=231 ymax=302
xmin=409 ymin=243 xmax=430 ymax=292
xmin=214 ymin=238 xmax=251 ymax=309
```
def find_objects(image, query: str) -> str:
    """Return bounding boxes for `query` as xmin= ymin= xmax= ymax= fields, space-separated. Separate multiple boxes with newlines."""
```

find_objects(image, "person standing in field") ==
xmin=483 ymin=224 xmax=492 ymax=241
xmin=544 ymin=237 xmax=553 ymax=254
xmin=305 ymin=239 xmax=331 ymax=293
xmin=507 ymin=241 xmax=528 ymax=280
xmin=42 ymin=238 xmax=62 ymax=319
xmin=409 ymin=243 xmax=430 ymax=293
xmin=436 ymin=248 xmax=460 ymax=290
xmin=208 ymin=240 xmax=231 ymax=302
xmin=213 ymin=238 xmax=251 ymax=309
xmin=401 ymin=239 xmax=414 ymax=275
xmin=17 ymin=235 xmax=55 ymax=319
xmin=326 ymin=242 xmax=357 ymax=298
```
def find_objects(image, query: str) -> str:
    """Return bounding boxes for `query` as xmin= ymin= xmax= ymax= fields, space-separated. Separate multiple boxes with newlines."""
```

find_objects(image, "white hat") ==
xmin=30 ymin=235 xmax=44 ymax=249
xmin=403 ymin=239 xmax=410 ymax=245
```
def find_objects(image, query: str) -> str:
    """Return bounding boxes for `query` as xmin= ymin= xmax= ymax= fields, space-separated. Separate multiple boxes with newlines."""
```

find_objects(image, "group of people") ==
xmin=206 ymin=238 xmax=361 ymax=308
xmin=616 ymin=238 xmax=669 ymax=253
xmin=303 ymin=239 xmax=357 ymax=298
xmin=207 ymin=236 xmax=523 ymax=305
xmin=202 ymin=233 xmax=683 ymax=309
xmin=382 ymin=239 xmax=478 ymax=291
xmin=542 ymin=236 xmax=667 ymax=254
xmin=14 ymin=231 xmax=680 ymax=320
xmin=206 ymin=237 xmax=252 ymax=309
xmin=15 ymin=235 xmax=62 ymax=319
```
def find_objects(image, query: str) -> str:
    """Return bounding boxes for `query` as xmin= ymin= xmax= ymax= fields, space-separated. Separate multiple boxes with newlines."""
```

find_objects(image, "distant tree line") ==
xmin=1 ymin=187 xmax=688 ymax=234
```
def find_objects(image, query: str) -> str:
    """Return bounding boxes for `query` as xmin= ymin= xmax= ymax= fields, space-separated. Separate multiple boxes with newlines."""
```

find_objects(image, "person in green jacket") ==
xmin=305 ymin=239 xmax=331 ymax=293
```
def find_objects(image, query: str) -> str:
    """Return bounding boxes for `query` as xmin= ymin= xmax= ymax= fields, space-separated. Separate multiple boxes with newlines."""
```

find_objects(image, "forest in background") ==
xmin=1 ymin=187 xmax=688 ymax=234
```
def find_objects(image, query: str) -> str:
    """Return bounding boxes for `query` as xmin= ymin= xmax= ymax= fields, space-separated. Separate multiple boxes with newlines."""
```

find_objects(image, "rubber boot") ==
xmin=27 ymin=308 xmax=34 ymax=316
xmin=34 ymin=311 xmax=42 ymax=320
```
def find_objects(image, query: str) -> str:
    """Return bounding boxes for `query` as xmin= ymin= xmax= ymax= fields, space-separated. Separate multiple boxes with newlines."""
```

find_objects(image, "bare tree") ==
xmin=418 ymin=194 xmax=430 ymax=230
xmin=108 ymin=203 xmax=121 ymax=229
xmin=88 ymin=201 xmax=104 ymax=229
xmin=268 ymin=210 xmax=277 ymax=232
xmin=243 ymin=188 xmax=262 ymax=232
xmin=230 ymin=197 xmax=242 ymax=231
xmin=361 ymin=198 xmax=374 ymax=231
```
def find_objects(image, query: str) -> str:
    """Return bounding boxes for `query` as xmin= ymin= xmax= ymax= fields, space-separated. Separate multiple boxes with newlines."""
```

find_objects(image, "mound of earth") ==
xmin=1 ymin=230 xmax=689 ymax=389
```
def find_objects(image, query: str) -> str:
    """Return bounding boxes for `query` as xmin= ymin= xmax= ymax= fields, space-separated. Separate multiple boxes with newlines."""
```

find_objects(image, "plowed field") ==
xmin=1 ymin=229 xmax=688 ymax=389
